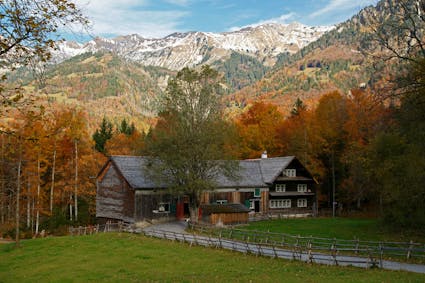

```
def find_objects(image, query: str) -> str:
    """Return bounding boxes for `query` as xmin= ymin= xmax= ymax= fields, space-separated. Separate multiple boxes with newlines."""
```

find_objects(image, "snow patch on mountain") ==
xmin=53 ymin=22 xmax=334 ymax=70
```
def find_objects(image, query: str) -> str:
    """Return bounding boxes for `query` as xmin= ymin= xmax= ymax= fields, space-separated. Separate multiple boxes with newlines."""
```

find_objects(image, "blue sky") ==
xmin=70 ymin=0 xmax=379 ymax=41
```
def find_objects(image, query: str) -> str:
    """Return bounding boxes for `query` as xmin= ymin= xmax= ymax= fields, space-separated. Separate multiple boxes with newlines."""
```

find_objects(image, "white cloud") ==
xmin=72 ymin=0 xmax=188 ymax=38
xmin=228 ymin=12 xmax=297 ymax=31
xmin=309 ymin=0 xmax=378 ymax=18
xmin=164 ymin=0 xmax=190 ymax=6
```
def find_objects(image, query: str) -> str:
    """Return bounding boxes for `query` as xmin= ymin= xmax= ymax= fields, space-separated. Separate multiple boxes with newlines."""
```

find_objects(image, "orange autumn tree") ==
xmin=105 ymin=119 xmax=144 ymax=156
xmin=236 ymin=101 xmax=285 ymax=159
xmin=340 ymin=89 xmax=387 ymax=209
xmin=308 ymin=91 xmax=348 ymax=213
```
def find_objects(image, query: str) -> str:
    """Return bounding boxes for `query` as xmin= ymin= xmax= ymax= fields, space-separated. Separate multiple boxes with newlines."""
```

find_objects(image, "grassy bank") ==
xmin=244 ymin=218 xmax=425 ymax=242
xmin=1 ymin=233 xmax=424 ymax=282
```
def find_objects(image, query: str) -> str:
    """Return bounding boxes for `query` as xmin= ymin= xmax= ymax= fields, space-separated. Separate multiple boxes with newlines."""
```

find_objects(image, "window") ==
xmin=216 ymin=200 xmax=227 ymax=204
xmin=275 ymin=184 xmax=286 ymax=192
xmin=249 ymin=200 xmax=255 ymax=210
xmin=297 ymin=184 xmax=307 ymax=193
xmin=270 ymin=199 xmax=291 ymax=208
xmin=297 ymin=199 xmax=307 ymax=208
xmin=285 ymin=169 xmax=296 ymax=177
xmin=158 ymin=203 xmax=170 ymax=212
xmin=254 ymin=188 xmax=261 ymax=197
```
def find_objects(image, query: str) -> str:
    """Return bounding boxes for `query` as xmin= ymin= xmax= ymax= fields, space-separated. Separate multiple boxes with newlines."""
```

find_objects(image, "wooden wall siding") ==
xmin=232 ymin=192 xmax=240 ymax=203
xmin=261 ymin=191 xmax=268 ymax=213
xmin=135 ymin=193 xmax=176 ymax=221
xmin=267 ymin=208 xmax=314 ymax=215
xmin=201 ymin=192 xmax=210 ymax=204
xmin=239 ymin=192 xmax=254 ymax=206
xmin=97 ymin=165 xmax=135 ymax=223
xmin=209 ymin=212 xmax=248 ymax=225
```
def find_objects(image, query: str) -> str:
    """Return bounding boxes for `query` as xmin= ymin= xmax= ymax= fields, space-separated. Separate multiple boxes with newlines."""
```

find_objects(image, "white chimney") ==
xmin=261 ymin=151 xmax=268 ymax=159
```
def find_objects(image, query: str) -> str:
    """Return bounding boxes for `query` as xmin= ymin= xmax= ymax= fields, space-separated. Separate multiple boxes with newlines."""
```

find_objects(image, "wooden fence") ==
xmin=68 ymin=223 xmax=425 ymax=272
xmin=69 ymin=222 xmax=130 ymax=236
xmin=189 ymin=223 xmax=425 ymax=261
xmin=144 ymin=229 xmax=390 ymax=270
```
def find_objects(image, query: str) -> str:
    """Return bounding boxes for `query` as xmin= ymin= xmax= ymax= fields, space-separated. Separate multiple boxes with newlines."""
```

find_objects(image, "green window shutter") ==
xmin=170 ymin=203 xmax=176 ymax=214
xmin=245 ymin=200 xmax=250 ymax=208
xmin=254 ymin=188 xmax=260 ymax=197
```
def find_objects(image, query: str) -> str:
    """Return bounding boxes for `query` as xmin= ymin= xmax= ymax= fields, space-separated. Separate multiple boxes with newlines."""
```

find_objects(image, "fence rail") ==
xmin=189 ymin=223 xmax=425 ymax=261
xmin=144 ymin=229 xmax=425 ymax=271
xmin=68 ymin=222 xmax=130 ymax=236
xmin=68 ymin=223 xmax=425 ymax=273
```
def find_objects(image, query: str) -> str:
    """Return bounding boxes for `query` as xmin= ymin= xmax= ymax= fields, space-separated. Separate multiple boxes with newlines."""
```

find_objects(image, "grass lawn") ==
xmin=244 ymin=217 xmax=425 ymax=243
xmin=1 ymin=233 xmax=425 ymax=282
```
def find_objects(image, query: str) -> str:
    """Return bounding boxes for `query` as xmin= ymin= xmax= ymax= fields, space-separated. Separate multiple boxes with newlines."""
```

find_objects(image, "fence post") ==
xmin=407 ymin=240 xmax=413 ymax=259
xmin=379 ymin=243 xmax=383 ymax=268
xmin=332 ymin=238 xmax=338 ymax=265
xmin=293 ymin=235 xmax=299 ymax=260
xmin=308 ymin=236 xmax=313 ymax=263
xmin=272 ymin=245 xmax=278 ymax=258
xmin=355 ymin=238 xmax=359 ymax=254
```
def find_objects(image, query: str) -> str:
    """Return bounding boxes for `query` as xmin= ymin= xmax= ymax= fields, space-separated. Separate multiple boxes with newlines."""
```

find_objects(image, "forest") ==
xmin=0 ymin=0 xmax=424 ymax=240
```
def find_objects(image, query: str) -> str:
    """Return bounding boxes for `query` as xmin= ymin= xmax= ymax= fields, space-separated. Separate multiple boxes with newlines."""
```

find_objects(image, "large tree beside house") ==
xmin=144 ymin=66 xmax=238 ymax=222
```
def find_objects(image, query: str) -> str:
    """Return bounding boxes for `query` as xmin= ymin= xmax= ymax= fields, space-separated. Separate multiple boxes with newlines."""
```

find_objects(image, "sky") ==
xmin=69 ymin=0 xmax=379 ymax=41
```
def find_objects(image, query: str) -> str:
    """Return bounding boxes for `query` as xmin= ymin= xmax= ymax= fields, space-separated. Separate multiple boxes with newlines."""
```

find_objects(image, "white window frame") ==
xmin=216 ymin=199 xmax=228 ymax=204
xmin=285 ymin=169 xmax=296 ymax=177
xmin=275 ymin=184 xmax=286 ymax=192
xmin=158 ymin=202 xmax=170 ymax=212
xmin=297 ymin=184 xmax=307 ymax=193
xmin=254 ymin=188 xmax=261 ymax=198
xmin=269 ymin=199 xmax=291 ymax=209
xmin=297 ymin=198 xmax=307 ymax=208
xmin=249 ymin=200 xmax=255 ymax=210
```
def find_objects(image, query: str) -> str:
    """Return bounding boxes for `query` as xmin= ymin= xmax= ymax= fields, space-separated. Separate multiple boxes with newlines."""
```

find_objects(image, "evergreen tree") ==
xmin=92 ymin=117 xmax=113 ymax=154
xmin=118 ymin=118 xmax=135 ymax=136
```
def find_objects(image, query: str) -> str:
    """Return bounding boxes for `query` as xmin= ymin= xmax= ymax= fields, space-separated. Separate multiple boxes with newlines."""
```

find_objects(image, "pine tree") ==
xmin=92 ymin=117 xmax=113 ymax=154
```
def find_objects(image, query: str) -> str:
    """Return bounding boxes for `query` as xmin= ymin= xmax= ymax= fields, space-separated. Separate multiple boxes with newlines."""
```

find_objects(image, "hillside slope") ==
xmin=229 ymin=0 xmax=409 ymax=114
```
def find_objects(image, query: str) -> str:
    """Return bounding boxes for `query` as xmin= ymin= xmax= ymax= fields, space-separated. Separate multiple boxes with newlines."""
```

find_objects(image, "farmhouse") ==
xmin=96 ymin=154 xmax=317 ymax=224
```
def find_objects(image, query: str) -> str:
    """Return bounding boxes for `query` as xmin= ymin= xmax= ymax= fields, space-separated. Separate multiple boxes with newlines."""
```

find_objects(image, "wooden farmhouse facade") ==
xmin=96 ymin=155 xmax=317 ymax=224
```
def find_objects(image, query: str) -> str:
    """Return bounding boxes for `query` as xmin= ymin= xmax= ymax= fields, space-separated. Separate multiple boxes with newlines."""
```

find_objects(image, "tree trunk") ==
xmin=26 ymin=179 xmax=30 ymax=228
xmin=50 ymin=141 xmax=56 ymax=213
xmin=0 ymin=135 xmax=4 ymax=224
xmin=35 ymin=156 xmax=40 ymax=235
xmin=74 ymin=139 xmax=78 ymax=222
xmin=69 ymin=194 xmax=73 ymax=221
xmin=189 ymin=191 xmax=201 ymax=223
xmin=15 ymin=141 xmax=22 ymax=248
xmin=189 ymin=206 xmax=199 ymax=223
xmin=331 ymin=151 xmax=336 ymax=218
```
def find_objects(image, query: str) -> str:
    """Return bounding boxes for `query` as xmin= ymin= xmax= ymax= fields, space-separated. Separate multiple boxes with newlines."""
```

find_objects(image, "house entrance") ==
xmin=254 ymin=199 xmax=260 ymax=212
xmin=183 ymin=202 xmax=190 ymax=217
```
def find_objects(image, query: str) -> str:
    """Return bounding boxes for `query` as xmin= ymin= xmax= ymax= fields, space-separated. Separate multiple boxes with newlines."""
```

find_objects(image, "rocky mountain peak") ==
xmin=53 ymin=22 xmax=334 ymax=70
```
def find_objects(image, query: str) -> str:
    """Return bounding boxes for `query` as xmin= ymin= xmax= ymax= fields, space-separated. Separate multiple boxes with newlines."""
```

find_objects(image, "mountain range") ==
xmin=7 ymin=0 xmax=409 ymax=130
xmin=54 ymin=23 xmax=333 ymax=70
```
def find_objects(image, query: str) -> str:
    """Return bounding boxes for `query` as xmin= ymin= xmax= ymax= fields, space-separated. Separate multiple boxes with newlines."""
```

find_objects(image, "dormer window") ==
xmin=275 ymin=184 xmax=286 ymax=192
xmin=285 ymin=169 xmax=296 ymax=177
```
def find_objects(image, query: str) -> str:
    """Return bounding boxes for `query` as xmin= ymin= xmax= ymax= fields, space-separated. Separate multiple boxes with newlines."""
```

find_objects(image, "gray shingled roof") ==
xmin=107 ymin=155 xmax=295 ymax=189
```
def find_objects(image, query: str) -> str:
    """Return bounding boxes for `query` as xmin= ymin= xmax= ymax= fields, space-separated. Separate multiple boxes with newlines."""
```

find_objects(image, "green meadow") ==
xmin=1 ymin=233 xmax=424 ymax=282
